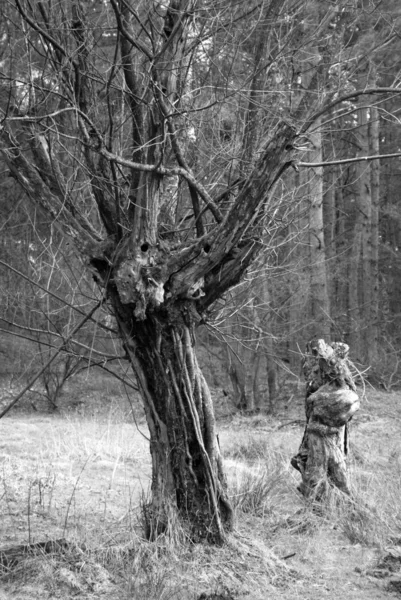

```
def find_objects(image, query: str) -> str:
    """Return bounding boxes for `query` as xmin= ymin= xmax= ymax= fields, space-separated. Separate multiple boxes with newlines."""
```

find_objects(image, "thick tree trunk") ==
xmin=113 ymin=297 xmax=233 ymax=543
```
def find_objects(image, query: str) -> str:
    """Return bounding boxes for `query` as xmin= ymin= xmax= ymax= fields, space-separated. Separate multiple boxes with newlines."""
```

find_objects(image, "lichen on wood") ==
xmin=291 ymin=338 xmax=360 ymax=498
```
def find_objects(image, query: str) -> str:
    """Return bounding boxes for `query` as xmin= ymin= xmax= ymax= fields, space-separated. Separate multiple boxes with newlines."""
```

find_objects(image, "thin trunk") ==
xmin=323 ymin=164 xmax=336 ymax=301
xmin=254 ymin=257 xmax=277 ymax=412
xmin=369 ymin=103 xmax=380 ymax=363
xmin=227 ymin=354 xmax=247 ymax=411
xmin=289 ymin=170 xmax=309 ymax=367
xmin=252 ymin=351 xmax=263 ymax=411
xmin=308 ymin=123 xmax=331 ymax=339
xmin=334 ymin=178 xmax=349 ymax=339
xmin=266 ymin=352 xmax=278 ymax=413
xmin=226 ymin=310 xmax=254 ymax=412
xmin=349 ymin=77 xmax=372 ymax=362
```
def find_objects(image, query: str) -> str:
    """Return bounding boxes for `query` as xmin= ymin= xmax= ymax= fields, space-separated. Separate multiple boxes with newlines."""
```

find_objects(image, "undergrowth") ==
xmin=2 ymin=391 xmax=401 ymax=599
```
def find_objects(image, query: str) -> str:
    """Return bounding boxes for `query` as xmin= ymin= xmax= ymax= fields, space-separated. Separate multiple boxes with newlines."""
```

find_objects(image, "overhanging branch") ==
xmin=0 ymin=301 xmax=102 ymax=419
xmin=298 ymin=151 xmax=401 ymax=168
xmin=301 ymin=87 xmax=401 ymax=134
xmin=14 ymin=0 xmax=68 ymax=59
xmin=0 ymin=318 xmax=121 ymax=360
xmin=4 ymin=106 xmax=223 ymax=221
xmin=109 ymin=0 xmax=153 ymax=60
xmin=0 ymin=258 xmax=117 ymax=334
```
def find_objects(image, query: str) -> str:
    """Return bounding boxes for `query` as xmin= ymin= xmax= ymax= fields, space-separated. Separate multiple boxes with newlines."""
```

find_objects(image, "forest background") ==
xmin=1 ymin=0 xmax=400 ymax=409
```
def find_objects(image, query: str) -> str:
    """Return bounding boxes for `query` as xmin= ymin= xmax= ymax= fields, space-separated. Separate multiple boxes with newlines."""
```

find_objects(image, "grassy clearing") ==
xmin=1 ymin=388 xmax=401 ymax=599
xmin=0 ymin=408 xmax=151 ymax=550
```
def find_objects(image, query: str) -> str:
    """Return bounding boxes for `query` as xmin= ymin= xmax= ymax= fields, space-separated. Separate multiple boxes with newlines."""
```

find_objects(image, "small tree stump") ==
xmin=291 ymin=339 xmax=360 ymax=498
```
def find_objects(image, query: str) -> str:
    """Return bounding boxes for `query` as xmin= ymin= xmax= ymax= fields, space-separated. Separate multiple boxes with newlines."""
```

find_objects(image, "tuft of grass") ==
xmin=122 ymin=543 xmax=189 ymax=600
xmin=281 ymin=453 xmax=401 ymax=549
xmin=0 ymin=537 xmax=187 ymax=600
xmin=230 ymin=465 xmax=286 ymax=517
xmin=139 ymin=491 xmax=190 ymax=548
xmin=319 ymin=446 xmax=401 ymax=548
xmin=225 ymin=437 xmax=295 ymax=521
xmin=340 ymin=475 xmax=401 ymax=548
xmin=227 ymin=436 xmax=271 ymax=462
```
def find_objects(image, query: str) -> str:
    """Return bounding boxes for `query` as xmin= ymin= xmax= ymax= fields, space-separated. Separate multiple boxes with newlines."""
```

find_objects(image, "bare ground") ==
xmin=0 ymin=378 xmax=400 ymax=599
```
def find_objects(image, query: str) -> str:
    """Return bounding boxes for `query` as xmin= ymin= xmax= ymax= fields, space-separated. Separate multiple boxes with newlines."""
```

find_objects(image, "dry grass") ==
xmin=225 ymin=442 xmax=293 ymax=519
xmin=1 ymin=387 xmax=401 ymax=599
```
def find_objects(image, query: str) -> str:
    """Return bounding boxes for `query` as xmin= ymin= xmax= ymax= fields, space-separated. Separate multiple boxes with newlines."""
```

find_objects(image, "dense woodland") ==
xmin=1 ymin=0 xmax=401 ymax=543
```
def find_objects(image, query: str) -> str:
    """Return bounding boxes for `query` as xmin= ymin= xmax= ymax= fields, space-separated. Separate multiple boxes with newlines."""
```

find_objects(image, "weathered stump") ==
xmin=291 ymin=339 xmax=360 ymax=498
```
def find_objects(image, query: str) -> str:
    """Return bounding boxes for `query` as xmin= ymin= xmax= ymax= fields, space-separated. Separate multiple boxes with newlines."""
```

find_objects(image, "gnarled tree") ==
xmin=1 ymin=0 xmax=399 ymax=543
xmin=0 ymin=0 xmax=300 ymax=544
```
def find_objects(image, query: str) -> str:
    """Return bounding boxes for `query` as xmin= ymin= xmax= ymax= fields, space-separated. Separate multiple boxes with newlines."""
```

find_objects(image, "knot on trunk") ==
xmin=114 ymin=243 xmax=168 ymax=319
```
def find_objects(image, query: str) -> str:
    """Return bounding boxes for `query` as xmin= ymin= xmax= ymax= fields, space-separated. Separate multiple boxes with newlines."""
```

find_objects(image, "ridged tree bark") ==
xmin=0 ymin=0 xmax=298 ymax=543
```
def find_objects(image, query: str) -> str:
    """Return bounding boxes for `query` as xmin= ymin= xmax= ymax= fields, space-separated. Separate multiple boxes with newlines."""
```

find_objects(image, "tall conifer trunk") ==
xmin=308 ymin=123 xmax=331 ymax=339
xmin=369 ymin=103 xmax=380 ymax=364
xmin=349 ymin=74 xmax=372 ymax=363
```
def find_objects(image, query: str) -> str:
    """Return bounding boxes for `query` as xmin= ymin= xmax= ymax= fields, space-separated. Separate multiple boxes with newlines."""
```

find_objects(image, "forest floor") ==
xmin=0 ymin=373 xmax=401 ymax=599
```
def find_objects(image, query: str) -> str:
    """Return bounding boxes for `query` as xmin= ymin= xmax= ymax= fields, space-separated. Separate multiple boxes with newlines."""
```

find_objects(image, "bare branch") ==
xmin=0 ymin=258 xmax=116 ymax=334
xmin=14 ymin=0 xmax=68 ymax=59
xmin=301 ymin=87 xmax=401 ymax=133
xmin=109 ymin=0 xmax=153 ymax=60
xmin=298 ymin=151 xmax=401 ymax=168
xmin=0 ymin=301 xmax=102 ymax=419
xmin=0 ymin=318 xmax=121 ymax=360
xmin=3 ymin=106 xmax=223 ymax=222
xmin=0 ymin=125 xmax=103 ymax=250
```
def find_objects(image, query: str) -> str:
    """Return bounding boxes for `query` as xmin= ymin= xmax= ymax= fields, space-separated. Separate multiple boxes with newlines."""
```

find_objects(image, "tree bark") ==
xmin=348 ymin=70 xmax=372 ymax=362
xmin=114 ymin=297 xmax=233 ymax=543
xmin=308 ymin=123 xmax=331 ymax=339
xmin=334 ymin=173 xmax=349 ymax=338
xmin=288 ymin=170 xmax=310 ymax=368
xmin=323 ymin=162 xmax=336 ymax=301
xmin=0 ymin=0 xmax=299 ymax=545
xmin=291 ymin=339 xmax=359 ymax=499
xmin=369 ymin=102 xmax=380 ymax=364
